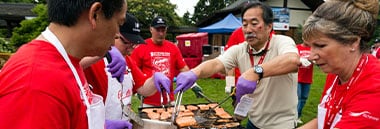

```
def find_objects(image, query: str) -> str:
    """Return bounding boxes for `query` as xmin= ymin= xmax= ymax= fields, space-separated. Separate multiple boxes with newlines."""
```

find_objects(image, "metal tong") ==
xmin=197 ymin=92 xmax=215 ymax=103
xmin=160 ymin=85 xmax=170 ymax=109
xmin=205 ymin=87 xmax=236 ymax=116
xmin=171 ymin=90 xmax=184 ymax=123
xmin=211 ymin=87 xmax=236 ymax=110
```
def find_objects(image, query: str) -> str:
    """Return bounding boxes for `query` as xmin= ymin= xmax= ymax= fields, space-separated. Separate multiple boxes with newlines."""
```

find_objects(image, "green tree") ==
xmin=182 ymin=11 xmax=194 ymax=26
xmin=0 ymin=0 xmax=45 ymax=4
xmin=0 ymin=37 xmax=14 ymax=53
xmin=0 ymin=0 xmax=32 ymax=2
xmin=10 ymin=4 xmax=48 ymax=49
xmin=128 ymin=0 xmax=182 ymax=27
xmin=127 ymin=0 xmax=183 ymax=40
xmin=8 ymin=1 xmax=183 ymax=49
xmin=192 ymin=0 xmax=234 ymax=25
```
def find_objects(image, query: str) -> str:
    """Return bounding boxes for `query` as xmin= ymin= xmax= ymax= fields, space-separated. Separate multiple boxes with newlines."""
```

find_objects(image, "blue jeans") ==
xmin=297 ymin=82 xmax=311 ymax=118
xmin=246 ymin=119 xmax=260 ymax=129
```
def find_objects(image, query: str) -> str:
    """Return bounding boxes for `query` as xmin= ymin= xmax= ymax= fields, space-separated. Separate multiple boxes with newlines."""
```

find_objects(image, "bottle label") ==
xmin=234 ymin=95 xmax=254 ymax=117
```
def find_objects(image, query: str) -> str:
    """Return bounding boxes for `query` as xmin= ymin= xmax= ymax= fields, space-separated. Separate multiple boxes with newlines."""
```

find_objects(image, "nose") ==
xmin=158 ymin=31 xmax=165 ymax=36
xmin=245 ymin=24 xmax=254 ymax=33
xmin=308 ymin=52 xmax=319 ymax=63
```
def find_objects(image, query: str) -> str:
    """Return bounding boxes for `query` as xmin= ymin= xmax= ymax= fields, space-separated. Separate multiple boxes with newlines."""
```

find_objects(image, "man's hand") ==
xmin=174 ymin=71 xmax=198 ymax=94
xmin=153 ymin=72 xmax=171 ymax=93
xmin=107 ymin=46 xmax=126 ymax=82
xmin=105 ymin=119 xmax=132 ymax=129
xmin=235 ymin=76 xmax=257 ymax=104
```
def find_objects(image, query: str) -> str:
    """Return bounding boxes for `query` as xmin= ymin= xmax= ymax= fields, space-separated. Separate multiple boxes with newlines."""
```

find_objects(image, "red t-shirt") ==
xmin=376 ymin=48 xmax=380 ymax=59
xmin=0 ymin=40 xmax=88 ymax=129
xmin=297 ymin=44 xmax=313 ymax=83
xmin=131 ymin=38 xmax=187 ymax=106
xmin=84 ymin=56 xmax=147 ymax=101
xmin=224 ymin=27 xmax=245 ymax=51
xmin=321 ymin=54 xmax=380 ymax=128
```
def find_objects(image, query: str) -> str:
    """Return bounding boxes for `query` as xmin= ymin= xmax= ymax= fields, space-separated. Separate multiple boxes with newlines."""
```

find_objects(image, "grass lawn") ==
xmin=131 ymin=66 xmax=327 ymax=127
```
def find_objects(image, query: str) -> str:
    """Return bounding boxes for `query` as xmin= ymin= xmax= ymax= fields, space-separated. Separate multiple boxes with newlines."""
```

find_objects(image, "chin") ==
xmin=319 ymin=65 xmax=332 ymax=74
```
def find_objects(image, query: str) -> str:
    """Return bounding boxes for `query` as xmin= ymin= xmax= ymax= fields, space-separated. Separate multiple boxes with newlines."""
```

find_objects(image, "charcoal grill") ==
xmin=136 ymin=104 xmax=243 ymax=129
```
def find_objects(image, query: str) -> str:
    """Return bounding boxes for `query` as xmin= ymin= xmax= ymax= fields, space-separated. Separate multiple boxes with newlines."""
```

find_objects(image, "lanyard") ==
xmin=249 ymin=40 xmax=270 ymax=66
xmin=323 ymin=54 xmax=368 ymax=129
xmin=41 ymin=27 xmax=92 ymax=122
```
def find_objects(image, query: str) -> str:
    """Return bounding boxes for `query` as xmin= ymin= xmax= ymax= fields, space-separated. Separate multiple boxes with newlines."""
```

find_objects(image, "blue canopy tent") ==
xmin=198 ymin=13 xmax=242 ymax=34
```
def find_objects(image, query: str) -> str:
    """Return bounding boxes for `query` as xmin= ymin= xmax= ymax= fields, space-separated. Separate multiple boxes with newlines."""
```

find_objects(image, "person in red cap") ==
xmin=82 ymin=13 xmax=171 ymax=125
xmin=131 ymin=16 xmax=194 ymax=107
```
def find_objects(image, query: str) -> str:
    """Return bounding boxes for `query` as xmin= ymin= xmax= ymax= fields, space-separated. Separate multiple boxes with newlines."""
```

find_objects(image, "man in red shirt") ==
xmin=0 ymin=0 xmax=129 ymax=129
xmin=296 ymin=42 xmax=314 ymax=124
xmin=83 ymin=13 xmax=171 ymax=121
xmin=131 ymin=16 xmax=190 ymax=107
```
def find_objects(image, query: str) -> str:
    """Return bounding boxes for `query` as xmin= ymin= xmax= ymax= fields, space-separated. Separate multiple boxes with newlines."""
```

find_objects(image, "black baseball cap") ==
xmin=375 ymin=38 xmax=380 ymax=43
xmin=150 ymin=16 xmax=167 ymax=28
xmin=119 ymin=13 xmax=145 ymax=44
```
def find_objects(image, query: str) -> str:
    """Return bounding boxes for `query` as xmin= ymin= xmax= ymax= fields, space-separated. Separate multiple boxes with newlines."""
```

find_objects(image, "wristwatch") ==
xmin=253 ymin=65 xmax=264 ymax=80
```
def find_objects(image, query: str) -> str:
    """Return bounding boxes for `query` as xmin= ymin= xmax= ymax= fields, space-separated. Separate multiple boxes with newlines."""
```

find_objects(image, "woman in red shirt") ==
xmin=298 ymin=0 xmax=380 ymax=129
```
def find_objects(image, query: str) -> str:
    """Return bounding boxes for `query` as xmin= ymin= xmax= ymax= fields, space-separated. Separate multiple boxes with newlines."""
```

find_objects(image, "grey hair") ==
xmin=302 ymin=0 xmax=378 ymax=52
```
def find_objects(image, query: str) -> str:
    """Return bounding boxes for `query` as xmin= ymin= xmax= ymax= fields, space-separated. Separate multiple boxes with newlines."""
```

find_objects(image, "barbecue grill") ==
xmin=133 ymin=104 xmax=243 ymax=129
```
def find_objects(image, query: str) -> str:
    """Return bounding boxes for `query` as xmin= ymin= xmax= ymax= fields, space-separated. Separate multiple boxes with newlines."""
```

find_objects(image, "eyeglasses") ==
xmin=116 ymin=34 xmax=138 ymax=48
xmin=116 ymin=35 xmax=130 ymax=44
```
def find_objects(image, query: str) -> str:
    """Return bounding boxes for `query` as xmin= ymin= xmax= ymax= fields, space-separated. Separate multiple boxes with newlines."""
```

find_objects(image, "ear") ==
xmin=351 ymin=37 xmax=361 ymax=51
xmin=150 ymin=27 xmax=154 ymax=33
xmin=88 ymin=2 xmax=102 ymax=29
xmin=266 ymin=23 xmax=273 ymax=34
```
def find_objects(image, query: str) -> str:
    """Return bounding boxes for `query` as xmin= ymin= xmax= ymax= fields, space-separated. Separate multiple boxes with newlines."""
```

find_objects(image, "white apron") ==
xmin=42 ymin=28 xmax=105 ymax=129
xmin=317 ymin=78 xmax=342 ymax=129
xmin=104 ymin=58 xmax=134 ymax=120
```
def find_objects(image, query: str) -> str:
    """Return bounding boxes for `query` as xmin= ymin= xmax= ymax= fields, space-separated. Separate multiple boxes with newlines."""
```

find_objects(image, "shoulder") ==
xmin=361 ymin=55 xmax=380 ymax=83
xmin=164 ymin=40 xmax=176 ymax=46
xmin=270 ymin=35 xmax=297 ymax=53
xmin=223 ymin=42 xmax=247 ymax=56
xmin=272 ymin=35 xmax=295 ymax=45
xmin=164 ymin=40 xmax=180 ymax=50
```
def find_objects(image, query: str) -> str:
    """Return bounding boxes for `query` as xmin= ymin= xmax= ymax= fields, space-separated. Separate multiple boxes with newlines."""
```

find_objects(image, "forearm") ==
xmin=179 ymin=66 xmax=190 ymax=72
xmin=136 ymin=77 xmax=157 ymax=97
xmin=80 ymin=56 xmax=103 ymax=69
xmin=226 ymin=68 xmax=235 ymax=76
xmin=242 ymin=52 xmax=299 ymax=81
xmin=297 ymin=118 xmax=317 ymax=129
xmin=192 ymin=59 xmax=225 ymax=78
xmin=262 ymin=52 xmax=299 ymax=76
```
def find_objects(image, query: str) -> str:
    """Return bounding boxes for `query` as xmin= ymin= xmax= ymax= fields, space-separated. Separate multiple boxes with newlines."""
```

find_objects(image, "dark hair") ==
xmin=241 ymin=1 xmax=273 ymax=25
xmin=47 ymin=0 xmax=125 ymax=26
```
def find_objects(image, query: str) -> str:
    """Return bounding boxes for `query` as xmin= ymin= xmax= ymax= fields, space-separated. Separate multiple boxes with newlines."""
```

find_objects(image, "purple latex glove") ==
xmin=174 ymin=71 xmax=198 ymax=94
xmin=107 ymin=46 xmax=126 ymax=83
xmin=235 ymin=76 xmax=257 ymax=104
xmin=153 ymin=72 xmax=171 ymax=93
xmin=105 ymin=119 xmax=132 ymax=129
